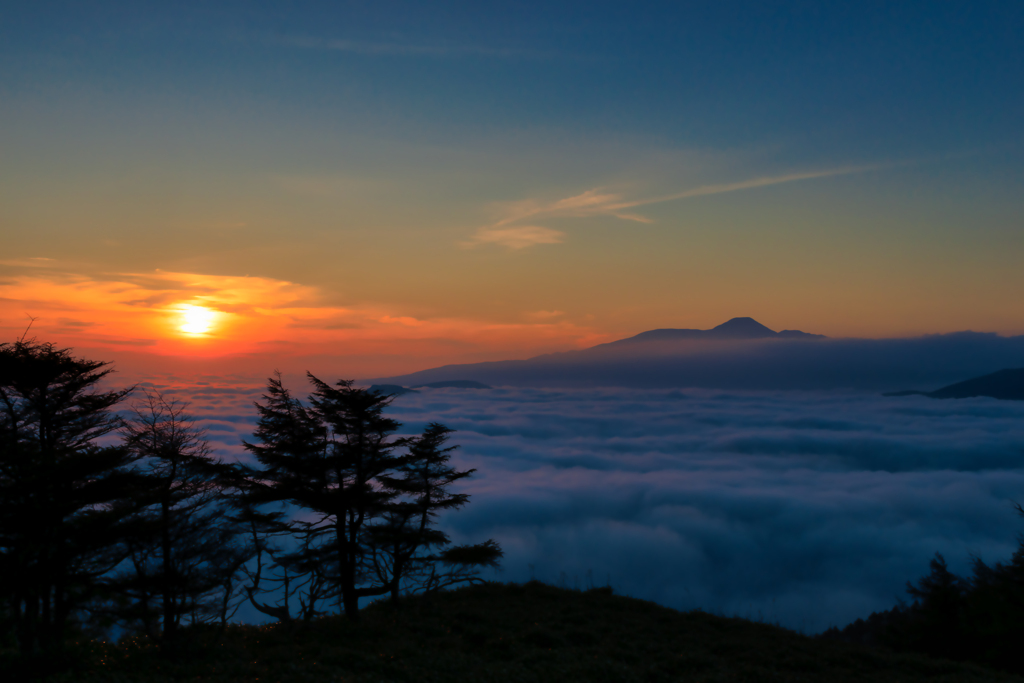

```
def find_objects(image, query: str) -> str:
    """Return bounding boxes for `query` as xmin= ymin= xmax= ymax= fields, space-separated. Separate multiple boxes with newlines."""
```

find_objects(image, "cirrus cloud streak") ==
xmin=466 ymin=165 xmax=878 ymax=249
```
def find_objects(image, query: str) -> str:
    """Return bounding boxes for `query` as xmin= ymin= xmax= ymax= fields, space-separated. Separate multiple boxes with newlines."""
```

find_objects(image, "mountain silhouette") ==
xmin=366 ymin=320 xmax=1024 ymax=392
xmin=598 ymin=317 xmax=824 ymax=347
xmin=886 ymin=368 xmax=1024 ymax=400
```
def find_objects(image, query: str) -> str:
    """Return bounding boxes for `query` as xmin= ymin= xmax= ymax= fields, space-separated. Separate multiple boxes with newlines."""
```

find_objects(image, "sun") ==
xmin=177 ymin=304 xmax=218 ymax=336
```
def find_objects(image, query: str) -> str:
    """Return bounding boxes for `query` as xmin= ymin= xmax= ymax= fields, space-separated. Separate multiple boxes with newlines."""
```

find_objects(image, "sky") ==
xmin=2 ymin=1 xmax=1024 ymax=377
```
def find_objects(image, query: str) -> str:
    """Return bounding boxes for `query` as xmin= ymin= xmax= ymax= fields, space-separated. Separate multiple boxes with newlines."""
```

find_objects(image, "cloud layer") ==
xmin=145 ymin=378 xmax=1024 ymax=632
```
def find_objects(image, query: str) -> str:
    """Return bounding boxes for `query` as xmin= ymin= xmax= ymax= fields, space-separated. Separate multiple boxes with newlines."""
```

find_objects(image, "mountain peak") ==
xmin=709 ymin=317 xmax=777 ymax=339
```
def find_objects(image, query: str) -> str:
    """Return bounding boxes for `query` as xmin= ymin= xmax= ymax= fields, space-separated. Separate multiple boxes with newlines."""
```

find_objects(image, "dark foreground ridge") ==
xmin=884 ymin=368 xmax=1024 ymax=401
xmin=34 ymin=583 xmax=1020 ymax=682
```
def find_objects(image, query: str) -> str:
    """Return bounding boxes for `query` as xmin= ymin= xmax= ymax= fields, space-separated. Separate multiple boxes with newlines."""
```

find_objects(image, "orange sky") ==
xmin=0 ymin=264 xmax=613 ymax=378
xmin=4 ymin=253 xmax=1022 ymax=382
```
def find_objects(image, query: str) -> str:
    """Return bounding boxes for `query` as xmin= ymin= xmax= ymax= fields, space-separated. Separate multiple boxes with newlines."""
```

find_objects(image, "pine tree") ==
xmin=901 ymin=553 xmax=970 ymax=659
xmin=366 ymin=422 xmax=502 ymax=602
xmin=237 ymin=373 xmax=501 ymax=620
xmin=0 ymin=339 xmax=138 ymax=656
xmin=238 ymin=373 xmax=405 ymax=619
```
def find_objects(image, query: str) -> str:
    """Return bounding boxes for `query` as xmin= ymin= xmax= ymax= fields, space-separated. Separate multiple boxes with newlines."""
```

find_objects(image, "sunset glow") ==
xmin=4 ymin=2 xmax=1024 ymax=654
xmin=0 ymin=267 xmax=611 ymax=377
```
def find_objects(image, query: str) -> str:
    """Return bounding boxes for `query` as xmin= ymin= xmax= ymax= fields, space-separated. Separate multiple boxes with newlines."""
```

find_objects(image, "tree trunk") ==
xmin=338 ymin=516 xmax=360 ymax=621
xmin=17 ymin=591 xmax=38 ymax=656
xmin=389 ymin=550 xmax=403 ymax=605
xmin=161 ymin=495 xmax=177 ymax=643
xmin=53 ymin=583 xmax=70 ymax=653
xmin=40 ymin=583 xmax=52 ymax=652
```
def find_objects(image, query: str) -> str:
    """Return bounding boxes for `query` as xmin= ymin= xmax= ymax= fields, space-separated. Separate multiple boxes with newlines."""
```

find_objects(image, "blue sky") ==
xmin=6 ymin=1 xmax=1021 ymax=153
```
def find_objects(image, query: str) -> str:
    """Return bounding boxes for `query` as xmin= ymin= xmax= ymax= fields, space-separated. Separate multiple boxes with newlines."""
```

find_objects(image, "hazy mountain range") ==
xmin=366 ymin=318 xmax=1024 ymax=392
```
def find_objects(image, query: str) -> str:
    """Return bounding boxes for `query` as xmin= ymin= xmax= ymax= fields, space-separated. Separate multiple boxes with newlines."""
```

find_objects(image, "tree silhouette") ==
xmin=825 ymin=506 xmax=1024 ymax=674
xmin=0 ymin=340 xmax=504 ymax=665
xmin=238 ymin=513 xmax=334 ymax=624
xmin=900 ymin=553 xmax=970 ymax=659
xmin=0 ymin=339 xmax=137 ymax=656
xmin=110 ymin=390 xmax=251 ymax=645
xmin=237 ymin=373 xmax=501 ymax=620
xmin=366 ymin=422 xmax=502 ymax=602
xmin=237 ymin=373 xmax=404 ymax=619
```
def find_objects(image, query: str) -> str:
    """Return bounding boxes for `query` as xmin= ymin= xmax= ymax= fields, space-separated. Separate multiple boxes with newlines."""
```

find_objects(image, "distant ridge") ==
xmin=366 ymin=321 xmax=1024 ymax=392
xmin=598 ymin=317 xmax=824 ymax=347
xmin=369 ymin=384 xmax=418 ymax=397
xmin=885 ymin=368 xmax=1024 ymax=401
xmin=412 ymin=380 xmax=491 ymax=389
xmin=368 ymin=380 xmax=492 ymax=397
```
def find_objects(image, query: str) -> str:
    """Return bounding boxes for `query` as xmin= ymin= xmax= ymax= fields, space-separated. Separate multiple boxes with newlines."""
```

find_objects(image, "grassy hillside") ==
xmin=43 ymin=582 xmax=1024 ymax=682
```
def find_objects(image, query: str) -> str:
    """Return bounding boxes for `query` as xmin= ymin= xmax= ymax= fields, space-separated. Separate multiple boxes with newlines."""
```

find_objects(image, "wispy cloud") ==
xmin=467 ymin=165 xmax=876 ymax=250
xmin=468 ymin=225 xmax=566 ymax=250
xmin=265 ymin=34 xmax=548 ymax=60
xmin=622 ymin=166 xmax=875 ymax=207
xmin=491 ymin=189 xmax=657 ymax=228
xmin=0 ymin=257 xmax=57 ymax=268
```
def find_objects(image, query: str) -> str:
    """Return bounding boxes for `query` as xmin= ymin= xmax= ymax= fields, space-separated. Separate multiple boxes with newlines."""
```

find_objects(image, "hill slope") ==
xmin=62 ymin=583 xmax=1021 ymax=682
xmin=885 ymin=368 xmax=1024 ymax=401
xmin=928 ymin=367 xmax=1024 ymax=400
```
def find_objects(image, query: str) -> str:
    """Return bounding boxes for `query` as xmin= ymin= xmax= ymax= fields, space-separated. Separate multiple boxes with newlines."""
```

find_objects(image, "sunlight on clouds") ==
xmin=491 ymin=189 xmax=655 ymax=227
xmin=465 ymin=225 xmax=565 ymax=250
xmin=466 ymin=165 xmax=874 ymax=250
xmin=0 ymin=267 xmax=609 ymax=368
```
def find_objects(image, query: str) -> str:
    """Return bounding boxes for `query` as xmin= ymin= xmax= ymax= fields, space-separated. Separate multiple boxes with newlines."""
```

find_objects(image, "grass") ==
xmin=31 ymin=582 xmax=1024 ymax=682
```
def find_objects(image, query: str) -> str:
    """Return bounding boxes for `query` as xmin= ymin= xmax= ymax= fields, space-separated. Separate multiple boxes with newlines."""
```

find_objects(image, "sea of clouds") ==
xmin=141 ymin=378 xmax=1024 ymax=633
